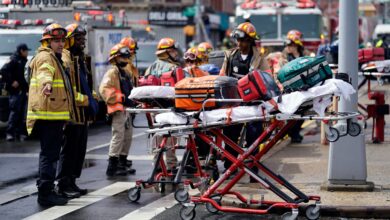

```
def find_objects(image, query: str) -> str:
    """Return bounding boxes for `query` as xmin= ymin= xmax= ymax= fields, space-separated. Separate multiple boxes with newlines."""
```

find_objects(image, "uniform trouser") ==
xmin=56 ymin=123 xmax=88 ymax=185
xmin=7 ymin=92 xmax=27 ymax=136
xmin=223 ymin=122 xmax=263 ymax=170
xmin=35 ymin=120 xmax=65 ymax=192
xmin=152 ymin=135 xmax=178 ymax=170
xmin=288 ymin=120 xmax=304 ymax=139
xmin=109 ymin=111 xmax=133 ymax=157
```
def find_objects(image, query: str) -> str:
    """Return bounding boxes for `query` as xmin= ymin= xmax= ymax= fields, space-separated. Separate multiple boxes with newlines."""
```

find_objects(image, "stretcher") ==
xmin=127 ymin=79 xmax=360 ymax=220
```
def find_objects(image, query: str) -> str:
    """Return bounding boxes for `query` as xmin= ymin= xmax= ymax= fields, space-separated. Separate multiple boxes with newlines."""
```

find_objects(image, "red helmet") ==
xmin=232 ymin=22 xmax=259 ymax=40
xmin=286 ymin=29 xmax=303 ymax=47
xmin=109 ymin=43 xmax=131 ymax=62
xmin=120 ymin=37 xmax=138 ymax=53
xmin=41 ymin=23 xmax=67 ymax=42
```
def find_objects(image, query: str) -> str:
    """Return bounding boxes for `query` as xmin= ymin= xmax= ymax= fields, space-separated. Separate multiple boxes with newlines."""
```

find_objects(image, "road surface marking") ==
xmin=119 ymin=188 xmax=198 ymax=220
xmin=23 ymin=182 xmax=133 ymax=220
xmin=0 ymin=184 xmax=37 ymax=205
xmin=0 ymin=154 xmax=183 ymax=161
xmin=86 ymin=132 xmax=146 ymax=152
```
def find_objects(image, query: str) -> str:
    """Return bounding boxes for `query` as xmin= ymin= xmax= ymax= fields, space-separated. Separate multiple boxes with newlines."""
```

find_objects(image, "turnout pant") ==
xmin=109 ymin=111 xmax=133 ymax=158
xmin=152 ymin=135 xmax=178 ymax=170
xmin=35 ymin=120 xmax=65 ymax=192
xmin=57 ymin=123 xmax=88 ymax=185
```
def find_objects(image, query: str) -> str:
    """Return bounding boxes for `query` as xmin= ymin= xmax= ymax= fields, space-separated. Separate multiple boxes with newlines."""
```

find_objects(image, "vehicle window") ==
xmin=0 ymin=34 xmax=41 ymax=56
xmin=136 ymin=43 xmax=157 ymax=63
xmin=236 ymin=15 xmax=278 ymax=39
xmin=282 ymin=14 xmax=322 ymax=39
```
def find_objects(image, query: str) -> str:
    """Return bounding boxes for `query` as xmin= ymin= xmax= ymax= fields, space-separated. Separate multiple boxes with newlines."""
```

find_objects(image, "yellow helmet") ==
xmin=232 ymin=22 xmax=259 ymax=40
xmin=120 ymin=37 xmax=138 ymax=53
xmin=285 ymin=29 xmax=303 ymax=47
xmin=65 ymin=23 xmax=86 ymax=48
xmin=109 ymin=44 xmax=131 ymax=62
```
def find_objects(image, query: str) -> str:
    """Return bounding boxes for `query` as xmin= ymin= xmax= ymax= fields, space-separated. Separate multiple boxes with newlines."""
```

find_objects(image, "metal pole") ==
xmin=195 ymin=0 xmax=201 ymax=43
xmin=327 ymin=0 xmax=369 ymax=186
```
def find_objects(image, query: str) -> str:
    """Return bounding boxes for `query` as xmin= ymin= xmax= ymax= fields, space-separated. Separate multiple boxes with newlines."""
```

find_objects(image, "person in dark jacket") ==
xmin=0 ymin=43 xmax=30 ymax=141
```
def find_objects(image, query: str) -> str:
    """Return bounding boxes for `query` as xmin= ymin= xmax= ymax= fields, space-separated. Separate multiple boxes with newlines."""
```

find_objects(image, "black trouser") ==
xmin=7 ymin=92 xmax=27 ymax=136
xmin=288 ymin=120 xmax=304 ymax=139
xmin=223 ymin=122 xmax=263 ymax=171
xmin=57 ymin=123 xmax=88 ymax=186
xmin=36 ymin=120 xmax=65 ymax=192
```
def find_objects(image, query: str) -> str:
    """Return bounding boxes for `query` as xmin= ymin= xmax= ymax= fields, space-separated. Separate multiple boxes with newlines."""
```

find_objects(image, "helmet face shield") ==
xmin=118 ymin=47 xmax=131 ymax=58
xmin=231 ymin=29 xmax=246 ymax=39
xmin=184 ymin=51 xmax=196 ymax=61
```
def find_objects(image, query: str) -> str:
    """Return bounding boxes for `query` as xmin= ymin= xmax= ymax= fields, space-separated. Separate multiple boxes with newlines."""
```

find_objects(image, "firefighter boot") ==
xmin=37 ymin=188 xmax=68 ymax=206
xmin=119 ymin=155 xmax=136 ymax=175
xmin=106 ymin=157 xmax=127 ymax=177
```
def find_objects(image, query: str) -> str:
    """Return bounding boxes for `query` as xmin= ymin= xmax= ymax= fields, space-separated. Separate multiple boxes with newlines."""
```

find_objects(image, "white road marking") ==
xmin=23 ymin=182 xmax=133 ymax=220
xmin=86 ymin=132 xmax=146 ymax=152
xmin=119 ymin=188 xmax=198 ymax=220
xmin=0 ymin=184 xmax=37 ymax=205
xmin=0 ymin=154 xmax=183 ymax=161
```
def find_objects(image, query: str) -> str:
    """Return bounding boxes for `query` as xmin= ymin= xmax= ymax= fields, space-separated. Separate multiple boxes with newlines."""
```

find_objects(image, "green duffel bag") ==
xmin=277 ymin=56 xmax=333 ymax=92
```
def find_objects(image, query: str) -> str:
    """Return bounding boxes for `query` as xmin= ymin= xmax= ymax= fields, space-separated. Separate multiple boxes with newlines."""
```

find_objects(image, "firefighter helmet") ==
xmin=286 ymin=29 xmax=303 ymax=47
xmin=157 ymin=37 xmax=176 ymax=50
xmin=198 ymin=42 xmax=213 ymax=54
xmin=232 ymin=22 xmax=259 ymax=40
xmin=184 ymin=47 xmax=198 ymax=61
xmin=40 ymin=23 xmax=67 ymax=42
xmin=65 ymin=23 xmax=86 ymax=48
xmin=109 ymin=44 xmax=131 ymax=62
xmin=120 ymin=37 xmax=138 ymax=53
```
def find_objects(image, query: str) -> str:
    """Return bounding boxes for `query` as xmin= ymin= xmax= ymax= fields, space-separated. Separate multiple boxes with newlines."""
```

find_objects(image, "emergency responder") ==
xmin=145 ymin=38 xmax=182 ymax=172
xmin=120 ymin=37 xmax=139 ymax=87
xmin=99 ymin=44 xmax=136 ymax=177
xmin=27 ymin=23 xmax=74 ymax=206
xmin=144 ymin=37 xmax=182 ymax=77
xmin=219 ymin=22 xmax=268 ymax=181
xmin=0 ymin=43 xmax=30 ymax=141
xmin=283 ymin=29 xmax=307 ymax=143
xmin=197 ymin=42 xmax=213 ymax=65
xmin=56 ymin=23 xmax=99 ymax=198
xmin=183 ymin=47 xmax=208 ymax=77
xmin=118 ymin=36 xmax=139 ymax=169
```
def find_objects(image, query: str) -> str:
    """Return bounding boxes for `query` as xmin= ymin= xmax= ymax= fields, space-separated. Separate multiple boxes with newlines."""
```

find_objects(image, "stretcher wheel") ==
xmin=174 ymin=188 xmax=189 ymax=203
xmin=127 ymin=187 xmax=141 ymax=202
xmin=180 ymin=206 xmax=196 ymax=220
xmin=348 ymin=122 xmax=361 ymax=137
xmin=281 ymin=212 xmax=297 ymax=220
xmin=325 ymin=127 xmax=339 ymax=142
xmin=205 ymin=196 xmax=221 ymax=214
xmin=305 ymin=204 xmax=320 ymax=220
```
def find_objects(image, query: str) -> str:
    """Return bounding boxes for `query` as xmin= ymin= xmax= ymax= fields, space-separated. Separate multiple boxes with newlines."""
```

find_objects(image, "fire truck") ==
xmin=236 ymin=0 xmax=324 ymax=53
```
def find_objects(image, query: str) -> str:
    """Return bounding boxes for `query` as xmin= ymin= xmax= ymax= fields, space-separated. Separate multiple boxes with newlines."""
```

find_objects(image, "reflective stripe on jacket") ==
xmin=99 ymin=65 xmax=130 ymax=114
xmin=26 ymin=47 xmax=73 ymax=134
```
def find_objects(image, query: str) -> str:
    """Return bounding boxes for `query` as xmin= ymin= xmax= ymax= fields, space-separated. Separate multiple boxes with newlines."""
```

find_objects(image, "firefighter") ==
xmin=27 ymin=23 xmax=74 ymax=206
xmin=197 ymin=42 xmax=213 ymax=65
xmin=144 ymin=38 xmax=183 ymax=172
xmin=183 ymin=47 xmax=208 ymax=77
xmin=120 ymin=37 xmax=139 ymax=87
xmin=219 ymin=22 xmax=268 ymax=181
xmin=283 ymin=29 xmax=307 ymax=143
xmin=144 ymin=37 xmax=182 ymax=77
xmin=56 ymin=23 xmax=99 ymax=198
xmin=99 ymin=44 xmax=136 ymax=177
xmin=117 ymin=36 xmax=139 ymax=169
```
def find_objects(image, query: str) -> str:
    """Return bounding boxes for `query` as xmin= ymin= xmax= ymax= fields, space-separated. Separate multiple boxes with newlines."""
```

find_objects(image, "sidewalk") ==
xmin=229 ymin=81 xmax=390 ymax=218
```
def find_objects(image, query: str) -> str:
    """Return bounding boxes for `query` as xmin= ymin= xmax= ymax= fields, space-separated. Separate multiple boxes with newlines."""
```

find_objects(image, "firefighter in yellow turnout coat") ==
xmin=27 ymin=24 xmax=74 ymax=206
xmin=99 ymin=44 xmax=136 ymax=176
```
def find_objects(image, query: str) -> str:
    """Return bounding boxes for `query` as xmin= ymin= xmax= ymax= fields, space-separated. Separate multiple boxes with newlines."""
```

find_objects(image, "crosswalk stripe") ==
xmin=0 ymin=154 xmax=184 ymax=161
xmin=23 ymin=182 xmax=133 ymax=220
xmin=118 ymin=193 xmax=178 ymax=220
xmin=119 ymin=188 xmax=198 ymax=220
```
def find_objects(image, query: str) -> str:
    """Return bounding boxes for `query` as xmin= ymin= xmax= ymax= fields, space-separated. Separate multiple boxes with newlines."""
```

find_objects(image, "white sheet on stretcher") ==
xmin=129 ymin=86 xmax=175 ymax=99
xmin=155 ymin=79 xmax=355 ymax=125
xmin=362 ymin=60 xmax=390 ymax=73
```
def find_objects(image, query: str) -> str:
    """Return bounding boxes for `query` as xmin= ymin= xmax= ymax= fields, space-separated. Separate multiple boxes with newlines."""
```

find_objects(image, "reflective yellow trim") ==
xmin=75 ymin=92 xmax=85 ymax=102
xmin=41 ymin=63 xmax=56 ymax=75
xmin=27 ymin=111 xmax=70 ymax=120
